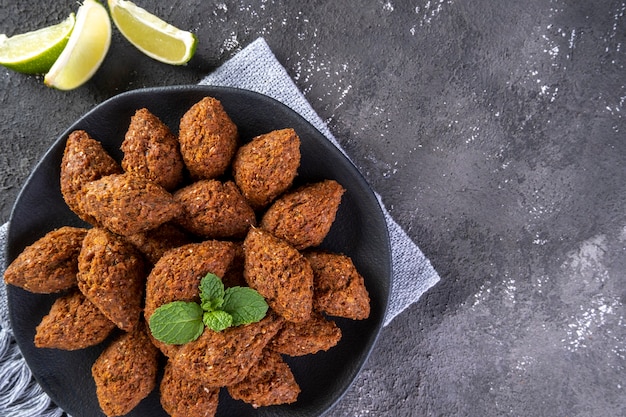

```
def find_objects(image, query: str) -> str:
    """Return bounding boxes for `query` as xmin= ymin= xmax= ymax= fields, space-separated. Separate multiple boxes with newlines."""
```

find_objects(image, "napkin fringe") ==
xmin=0 ymin=327 xmax=64 ymax=417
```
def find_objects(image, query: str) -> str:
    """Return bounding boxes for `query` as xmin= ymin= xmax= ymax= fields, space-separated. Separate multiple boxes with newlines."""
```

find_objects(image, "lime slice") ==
xmin=44 ymin=0 xmax=112 ymax=90
xmin=0 ymin=14 xmax=75 ymax=74
xmin=108 ymin=0 xmax=197 ymax=65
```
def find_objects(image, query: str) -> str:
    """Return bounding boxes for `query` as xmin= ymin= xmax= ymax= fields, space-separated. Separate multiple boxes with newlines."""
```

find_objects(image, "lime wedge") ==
xmin=44 ymin=0 xmax=112 ymax=90
xmin=108 ymin=0 xmax=197 ymax=65
xmin=0 ymin=14 xmax=75 ymax=74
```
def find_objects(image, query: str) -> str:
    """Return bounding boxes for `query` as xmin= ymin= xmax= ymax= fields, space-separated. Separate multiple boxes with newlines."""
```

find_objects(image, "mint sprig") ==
xmin=148 ymin=272 xmax=269 ymax=345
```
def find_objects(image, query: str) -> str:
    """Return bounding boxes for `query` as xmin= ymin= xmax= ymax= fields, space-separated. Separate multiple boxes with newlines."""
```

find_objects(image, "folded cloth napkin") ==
xmin=0 ymin=37 xmax=439 ymax=416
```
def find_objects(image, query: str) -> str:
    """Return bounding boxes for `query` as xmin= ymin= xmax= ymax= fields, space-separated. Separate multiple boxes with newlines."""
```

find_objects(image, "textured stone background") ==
xmin=1 ymin=1 xmax=625 ymax=416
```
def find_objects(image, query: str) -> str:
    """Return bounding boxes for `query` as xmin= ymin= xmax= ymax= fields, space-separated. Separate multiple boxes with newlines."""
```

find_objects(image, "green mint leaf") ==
xmin=222 ymin=286 xmax=269 ymax=327
xmin=203 ymin=310 xmax=233 ymax=332
xmin=201 ymin=297 xmax=224 ymax=312
xmin=149 ymin=301 xmax=204 ymax=345
xmin=199 ymin=272 xmax=225 ymax=311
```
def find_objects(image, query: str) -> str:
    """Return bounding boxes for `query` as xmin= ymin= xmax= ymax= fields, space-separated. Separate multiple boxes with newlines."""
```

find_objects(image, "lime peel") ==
xmin=44 ymin=0 xmax=112 ymax=90
xmin=0 ymin=14 xmax=76 ymax=75
xmin=108 ymin=0 xmax=197 ymax=65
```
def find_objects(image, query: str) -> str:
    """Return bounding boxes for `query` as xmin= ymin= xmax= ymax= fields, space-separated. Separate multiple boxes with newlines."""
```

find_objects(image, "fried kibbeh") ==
xmin=121 ymin=108 xmax=184 ymax=191
xmin=170 ymin=311 xmax=284 ymax=388
xmin=92 ymin=324 xmax=159 ymax=417
xmin=243 ymin=228 xmax=313 ymax=323
xmin=77 ymin=228 xmax=146 ymax=331
xmin=60 ymin=130 xmax=123 ymax=225
xmin=261 ymin=179 xmax=345 ymax=250
xmin=270 ymin=311 xmax=342 ymax=356
xmin=174 ymin=179 xmax=256 ymax=239
xmin=124 ymin=222 xmax=193 ymax=265
xmin=4 ymin=226 xmax=87 ymax=293
xmin=144 ymin=240 xmax=236 ymax=357
xmin=144 ymin=240 xmax=236 ymax=320
xmin=160 ymin=361 xmax=219 ymax=417
xmin=34 ymin=289 xmax=115 ymax=350
xmin=81 ymin=172 xmax=182 ymax=236
xmin=305 ymin=251 xmax=371 ymax=320
xmin=232 ymin=128 xmax=301 ymax=210
xmin=227 ymin=348 xmax=300 ymax=408
xmin=178 ymin=96 xmax=238 ymax=180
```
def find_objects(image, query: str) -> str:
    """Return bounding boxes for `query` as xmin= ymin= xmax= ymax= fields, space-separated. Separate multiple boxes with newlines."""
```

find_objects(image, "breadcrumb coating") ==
xmin=160 ymin=361 xmax=219 ymax=417
xmin=243 ymin=228 xmax=313 ymax=323
xmin=170 ymin=311 xmax=284 ymax=388
xmin=232 ymin=128 xmax=300 ymax=210
xmin=261 ymin=179 xmax=345 ymax=250
xmin=81 ymin=172 xmax=182 ymax=236
xmin=228 ymin=348 xmax=300 ymax=408
xmin=77 ymin=228 xmax=146 ymax=331
xmin=121 ymin=108 xmax=184 ymax=191
xmin=270 ymin=311 xmax=342 ymax=356
xmin=305 ymin=251 xmax=371 ymax=320
xmin=178 ymin=96 xmax=238 ymax=180
xmin=92 ymin=324 xmax=159 ymax=417
xmin=4 ymin=226 xmax=87 ymax=293
xmin=174 ymin=179 xmax=256 ymax=239
xmin=34 ymin=289 xmax=115 ymax=350
xmin=60 ymin=130 xmax=122 ymax=225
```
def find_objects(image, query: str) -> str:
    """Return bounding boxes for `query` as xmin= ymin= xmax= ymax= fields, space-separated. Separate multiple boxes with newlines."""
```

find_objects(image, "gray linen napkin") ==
xmin=0 ymin=37 xmax=439 ymax=416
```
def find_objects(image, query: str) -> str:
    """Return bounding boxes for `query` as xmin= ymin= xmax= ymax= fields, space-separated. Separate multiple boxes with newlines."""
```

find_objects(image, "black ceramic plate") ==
xmin=5 ymin=85 xmax=390 ymax=417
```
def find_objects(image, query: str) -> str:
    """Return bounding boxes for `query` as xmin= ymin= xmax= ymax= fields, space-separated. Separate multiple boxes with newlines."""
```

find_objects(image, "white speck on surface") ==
xmin=215 ymin=2 xmax=227 ymax=13
xmin=562 ymin=295 xmax=625 ymax=354
xmin=471 ymin=282 xmax=492 ymax=308
xmin=556 ymin=234 xmax=626 ymax=357
xmin=220 ymin=33 xmax=241 ymax=54
xmin=514 ymin=355 xmax=536 ymax=372
xmin=413 ymin=0 xmax=453 ymax=27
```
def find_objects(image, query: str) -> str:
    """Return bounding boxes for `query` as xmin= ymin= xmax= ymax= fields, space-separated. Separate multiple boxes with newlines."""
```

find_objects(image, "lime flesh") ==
xmin=0 ymin=14 xmax=75 ymax=74
xmin=108 ymin=0 xmax=197 ymax=65
xmin=44 ymin=0 xmax=112 ymax=90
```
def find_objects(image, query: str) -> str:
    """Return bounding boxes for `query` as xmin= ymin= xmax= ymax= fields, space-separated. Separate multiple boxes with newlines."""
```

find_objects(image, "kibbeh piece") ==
xmin=270 ymin=311 xmax=342 ymax=357
xmin=4 ymin=226 xmax=87 ymax=293
xmin=77 ymin=228 xmax=146 ymax=331
xmin=80 ymin=172 xmax=182 ymax=236
xmin=144 ymin=240 xmax=236 ymax=357
xmin=260 ymin=179 xmax=345 ymax=250
xmin=60 ymin=130 xmax=123 ymax=225
xmin=178 ymin=96 xmax=238 ymax=180
xmin=121 ymin=108 xmax=184 ymax=191
xmin=227 ymin=348 xmax=300 ymax=408
xmin=34 ymin=289 xmax=116 ymax=350
xmin=160 ymin=361 xmax=220 ymax=417
xmin=144 ymin=240 xmax=236 ymax=320
xmin=92 ymin=324 xmax=159 ymax=417
xmin=170 ymin=311 xmax=284 ymax=388
xmin=243 ymin=228 xmax=313 ymax=323
xmin=174 ymin=179 xmax=256 ymax=239
xmin=305 ymin=251 xmax=370 ymax=320
xmin=232 ymin=128 xmax=301 ymax=210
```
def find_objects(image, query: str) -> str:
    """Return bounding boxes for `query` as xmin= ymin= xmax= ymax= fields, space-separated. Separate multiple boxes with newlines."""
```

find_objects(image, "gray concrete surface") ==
xmin=1 ymin=1 xmax=625 ymax=416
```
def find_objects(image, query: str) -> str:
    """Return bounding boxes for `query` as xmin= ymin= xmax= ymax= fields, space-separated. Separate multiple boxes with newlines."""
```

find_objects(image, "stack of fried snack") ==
xmin=3 ymin=96 xmax=371 ymax=417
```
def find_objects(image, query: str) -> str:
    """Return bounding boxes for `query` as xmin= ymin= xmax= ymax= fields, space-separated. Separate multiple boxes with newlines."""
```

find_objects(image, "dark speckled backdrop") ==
xmin=1 ymin=1 xmax=625 ymax=416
